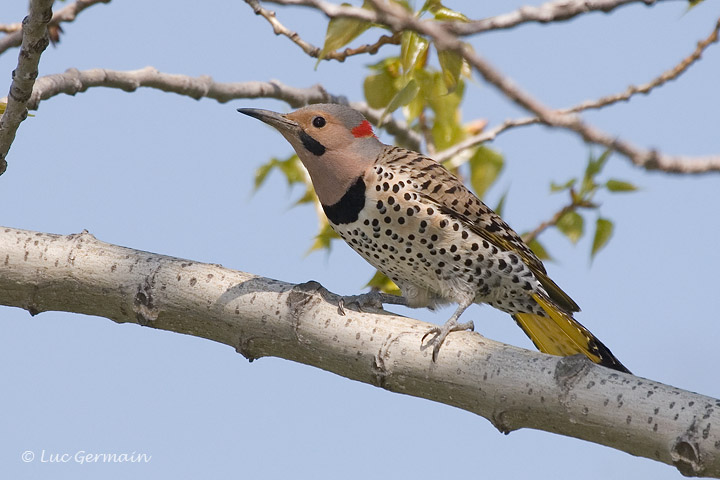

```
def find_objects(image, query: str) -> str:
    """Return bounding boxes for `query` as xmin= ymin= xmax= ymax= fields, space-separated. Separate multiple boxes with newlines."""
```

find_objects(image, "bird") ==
xmin=238 ymin=103 xmax=630 ymax=373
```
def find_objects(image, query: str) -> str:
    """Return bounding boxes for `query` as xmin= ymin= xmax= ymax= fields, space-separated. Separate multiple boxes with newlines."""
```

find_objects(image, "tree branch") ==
xmin=17 ymin=66 xmax=422 ymax=150
xmin=0 ymin=0 xmax=54 ymax=176
xmin=245 ymin=0 xmax=400 ymax=62
xmin=26 ymin=66 xmax=346 ymax=107
xmin=0 ymin=0 xmax=111 ymax=56
xmin=446 ymin=0 xmax=664 ymax=35
xmin=522 ymin=203 xmax=577 ymax=245
xmin=1 ymin=225 xmax=719 ymax=477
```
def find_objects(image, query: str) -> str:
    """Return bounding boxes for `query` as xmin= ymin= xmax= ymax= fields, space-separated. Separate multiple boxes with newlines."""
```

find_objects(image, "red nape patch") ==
xmin=351 ymin=120 xmax=375 ymax=138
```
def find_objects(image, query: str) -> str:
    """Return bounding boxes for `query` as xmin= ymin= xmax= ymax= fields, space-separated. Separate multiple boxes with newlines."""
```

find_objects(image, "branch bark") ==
xmin=0 ymin=0 xmax=54 ymax=175
xmin=1 ymin=225 xmax=719 ymax=477
xmin=18 ymin=66 xmax=423 ymax=150
xmin=445 ymin=0 xmax=663 ymax=35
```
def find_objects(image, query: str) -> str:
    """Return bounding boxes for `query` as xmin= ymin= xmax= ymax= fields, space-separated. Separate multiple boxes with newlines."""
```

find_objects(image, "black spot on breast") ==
xmin=322 ymin=177 xmax=366 ymax=225
xmin=299 ymin=131 xmax=325 ymax=156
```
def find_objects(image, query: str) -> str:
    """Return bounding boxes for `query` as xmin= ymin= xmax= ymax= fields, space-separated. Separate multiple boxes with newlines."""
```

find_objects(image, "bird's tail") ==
xmin=512 ymin=294 xmax=630 ymax=373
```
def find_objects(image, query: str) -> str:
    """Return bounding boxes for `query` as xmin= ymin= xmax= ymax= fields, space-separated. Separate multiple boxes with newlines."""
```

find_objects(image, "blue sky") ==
xmin=1 ymin=1 xmax=719 ymax=478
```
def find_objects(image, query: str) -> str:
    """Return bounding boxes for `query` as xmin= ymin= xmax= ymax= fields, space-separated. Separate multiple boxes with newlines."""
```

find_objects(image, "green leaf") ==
xmin=556 ymin=210 xmax=584 ymax=244
xmin=437 ymin=48 xmax=463 ymax=93
xmin=400 ymin=31 xmax=429 ymax=76
xmin=585 ymin=149 xmax=612 ymax=178
xmin=382 ymin=78 xmax=419 ymax=119
xmin=419 ymin=0 xmax=440 ymax=14
xmin=316 ymin=2 xmax=371 ymax=64
xmin=365 ymin=270 xmax=402 ymax=296
xmin=550 ymin=178 xmax=576 ymax=193
xmin=582 ymin=149 xmax=612 ymax=194
xmin=293 ymin=187 xmax=317 ymax=206
xmin=605 ymin=179 xmax=638 ymax=193
xmin=253 ymin=154 xmax=305 ymax=191
xmin=307 ymin=221 xmax=340 ymax=254
xmin=277 ymin=155 xmax=305 ymax=184
xmin=254 ymin=159 xmax=277 ymax=191
xmin=591 ymin=217 xmax=614 ymax=259
xmin=430 ymin=113 xmax=464 ymax=151
xmin=364 ymin=70 xmax=398 ymax=109
xmin=468 ymin=146 xmax=504 ymax=199
xmin=428 ymin=2 xmax=470 ymax=22
xmin=428 ymin=72 xmax=465 ymax=150
xmin=527 ymin=238 xmax=552 ymax=261
xmin=403 ymin=67 xmax=432 ymax=122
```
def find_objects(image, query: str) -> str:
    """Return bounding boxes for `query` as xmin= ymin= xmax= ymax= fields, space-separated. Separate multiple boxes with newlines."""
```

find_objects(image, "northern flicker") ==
xmin=238 ymin=103 xmax=630 ymax=373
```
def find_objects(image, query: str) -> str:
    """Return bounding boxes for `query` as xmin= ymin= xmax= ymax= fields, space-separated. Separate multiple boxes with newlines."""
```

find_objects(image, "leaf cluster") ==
xmin=533 ymin=149 xmax=638 ymax=261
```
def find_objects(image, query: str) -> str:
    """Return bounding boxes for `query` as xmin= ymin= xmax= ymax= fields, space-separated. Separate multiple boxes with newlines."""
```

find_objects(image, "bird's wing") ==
xmin=406 ymin=157 xmax=580 ymax=313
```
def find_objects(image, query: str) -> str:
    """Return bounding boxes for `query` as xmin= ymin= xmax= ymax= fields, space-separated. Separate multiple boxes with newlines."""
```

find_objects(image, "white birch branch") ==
xmin=0 ymin=0 xmax=54 ymax=175
xmin=1 ymin=225 xmax=719 ymax=477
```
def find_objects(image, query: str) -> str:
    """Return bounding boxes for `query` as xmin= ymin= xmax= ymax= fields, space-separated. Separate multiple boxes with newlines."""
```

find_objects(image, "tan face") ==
xmin=239 ymin=104 xmax=384 ymax=206
xmin=285 ymin=109 xmax=358 ymax=152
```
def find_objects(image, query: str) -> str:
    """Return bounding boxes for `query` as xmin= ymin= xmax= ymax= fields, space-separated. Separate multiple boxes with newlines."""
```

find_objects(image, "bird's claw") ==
xmin=422 ymin=320 xmax=475 ymax=362
xmin=338 ymin=291 xmax=386 ymax=316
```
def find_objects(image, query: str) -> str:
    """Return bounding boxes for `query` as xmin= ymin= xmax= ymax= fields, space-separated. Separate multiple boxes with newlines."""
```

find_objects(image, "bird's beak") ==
xmin=237 ymin=108 xmax=299 ymax=134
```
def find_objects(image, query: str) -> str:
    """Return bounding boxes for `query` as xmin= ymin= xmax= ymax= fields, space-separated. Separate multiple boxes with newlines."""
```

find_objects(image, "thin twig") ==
xmin=0 ymin=0 xmax=111 ymax=56
xmin=566 ymin=17 xmax=720 ymax=113
xmin=245 ymin=0 xmax=400 ymax=62
xmin=446 ymin=0 xmax=664 ymax=36
xmin=0 ymin=0 xmax=54 ymax=175
xmin=522 ymin=203 xmax=576 ymax=245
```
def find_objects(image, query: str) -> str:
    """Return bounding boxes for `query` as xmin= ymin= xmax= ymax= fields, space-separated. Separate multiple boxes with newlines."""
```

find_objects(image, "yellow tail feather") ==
xmin=512 ymin=294 xmax=630 ymax=373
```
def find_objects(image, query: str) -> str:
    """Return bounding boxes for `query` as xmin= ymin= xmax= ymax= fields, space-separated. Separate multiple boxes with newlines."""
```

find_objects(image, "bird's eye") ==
xmin=312 ymin=116 xmax=326 ymax=128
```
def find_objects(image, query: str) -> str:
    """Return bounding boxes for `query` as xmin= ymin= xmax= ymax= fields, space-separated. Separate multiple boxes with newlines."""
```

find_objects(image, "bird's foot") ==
xmin=422 ymin=319 xmax=475 ymax=362
xmin=338 ymin=291 xmax=407 ymax=316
